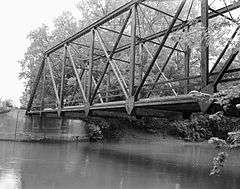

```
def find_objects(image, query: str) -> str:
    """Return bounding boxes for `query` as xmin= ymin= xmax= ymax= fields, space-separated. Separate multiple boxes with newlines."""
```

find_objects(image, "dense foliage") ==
xmin=18 ymin=0 xmax=240 ymax=108
xmin=0 ymin=98 xmax=13 ymax=108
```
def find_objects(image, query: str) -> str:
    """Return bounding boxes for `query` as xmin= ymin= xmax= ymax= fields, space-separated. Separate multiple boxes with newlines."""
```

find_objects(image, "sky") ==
xmin=0 ymin=0 xmax=238 ymax=107
xmin=0 ymin=0 xmax=82 ymax=107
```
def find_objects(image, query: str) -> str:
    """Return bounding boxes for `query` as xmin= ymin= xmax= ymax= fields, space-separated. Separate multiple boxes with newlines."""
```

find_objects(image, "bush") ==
xmin=168 ymin=114 xmax=212 ymax=141
xmin=167 ymin=112 xmax=239 ymax=142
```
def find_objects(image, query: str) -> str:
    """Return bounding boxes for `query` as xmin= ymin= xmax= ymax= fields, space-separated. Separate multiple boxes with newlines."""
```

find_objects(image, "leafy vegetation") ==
xmin=17 ymin=0 xmax=240 ymax=142
xmin=210 ymin=152 xmax=228 ymax=176
xmin=14 ymin=1 xmax=204 ymax=106
xmin=19 ymin=0 xmax=240 ymax=109
xmin=0 ymin=98 xmax=13 ymax=113
xmin=0 ymin=98 xmax=13 ymax=108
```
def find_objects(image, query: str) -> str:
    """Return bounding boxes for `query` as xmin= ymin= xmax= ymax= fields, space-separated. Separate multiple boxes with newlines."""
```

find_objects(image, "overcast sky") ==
xmin=0 ymin=0 xmax=81 ymax=106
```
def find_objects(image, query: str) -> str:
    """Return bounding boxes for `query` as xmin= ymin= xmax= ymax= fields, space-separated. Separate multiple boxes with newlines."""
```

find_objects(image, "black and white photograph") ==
xmin=0 ymin=0 xmax=240 ymax=188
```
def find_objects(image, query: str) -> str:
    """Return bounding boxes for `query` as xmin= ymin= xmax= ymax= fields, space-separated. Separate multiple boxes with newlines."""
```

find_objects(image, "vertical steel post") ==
xmin=90 ymin=10 xmax=131 ymax=104
xmin=134 ymin=0 xmax=186 ymax=99
xmin=106 ymin=68 xmax=111 ymax=102
xmin=129 ymin=4 xmax=137 ymax=97
xmin=40 ymin=62 xmax=46 ymax=129
xmin=137 ymin=43 xmax=144 ymax=99
xmin=83 ymin=70 xmax=86 ymax=94
xmin=184 ymin=42 xmax=190 ymax=94
xmin=59 ymin=45 xmax=67 ymax=110
xmin=139 ymin=43 xmax=143 ymax=86
xmin=200 ymin=0 xmax=209 ymax=88
xmin=95 ymin=30 xmax=129 ymax=98
xmin=87 ymin=29 xmax=95 ymax=104
xmin=40 ymin=67 xmax=46 ymax=111
xmin=125 ymin=4 xmax=137 ymax=115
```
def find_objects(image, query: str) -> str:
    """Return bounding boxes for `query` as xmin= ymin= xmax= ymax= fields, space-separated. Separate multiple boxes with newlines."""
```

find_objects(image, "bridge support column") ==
xmin=25 ymin=115 xmax=89 ymax=141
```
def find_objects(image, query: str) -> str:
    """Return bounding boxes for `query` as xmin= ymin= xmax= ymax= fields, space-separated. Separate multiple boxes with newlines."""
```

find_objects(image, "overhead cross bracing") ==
xmin=26 ymin=0 xmax=240 ymax=119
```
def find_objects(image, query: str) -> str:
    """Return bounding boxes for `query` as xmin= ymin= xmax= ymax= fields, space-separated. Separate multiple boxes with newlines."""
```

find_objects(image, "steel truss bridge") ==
xmin=26 ymin=0 xmax=240 ymax=119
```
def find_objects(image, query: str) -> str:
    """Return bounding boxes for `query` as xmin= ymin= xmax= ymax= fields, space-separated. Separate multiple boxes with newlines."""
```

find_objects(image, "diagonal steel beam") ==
xmin=139 ymin=4 xmax=185 ymax=52
xmin=71 ymin=42 xmax=137 ymax=65
xmin=67 ymin=46 xmax=87 ymax=103
xmin=134 ymin=0 xmax=186 ymax=99
xmin=92 ymin=75 xmax=103 ymax=103
xmin=222 ymin=0 xmax=234 ymax=21
xmin=112 ymin=59 xmax=128 ymax=90
xmin=47 ymin=57 xmax=61 ymax=106
xmin=45 ymin=1 xmax=240 ymax=56
xmin=68 ymin=69 xmax=86 ymax=106
xmin=140 ymin=67 xmax=240 ymax=89
xmin=90 ymin=10 xmax=131 ymax=104
xmin=45 ymin=0 xmax=145 ymax=54
xmin=146 ymin=42 xmax=179 ymax=98
xmin=71 ymin=41 xmax=108 ymax=53
xmin=143 ymin=44 xmax=177 ymax=96
xmin=99 ymin=26 xmax=184 ymax=53
xmin=213 ymin=51 xmax=239 ymax=90
xmin=139 ymin=2 xmax=185 ymax=22
xmin=99 ymin=0 xmax=240 ymax=58
xmin=139 ymin=5 xmax=184 ymax=52
xmin=210 ymin=26 xmax=240 ymax=74
xmin=26 ymin=56 xmax=46 ymax=113
xmin=186 ymin=0 xmax=194 ymax=21
xmin=208 ymin=7 xmax=238 ymax=24
xmin=127 ymin=1 xmax=240 ymax=50
xmin=95 ymin=29 xmax=129 ymax=99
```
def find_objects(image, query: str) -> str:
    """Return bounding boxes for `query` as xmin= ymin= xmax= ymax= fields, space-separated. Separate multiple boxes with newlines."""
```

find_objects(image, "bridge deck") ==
xmin=28 ymin=94 xmax=201 ymax=119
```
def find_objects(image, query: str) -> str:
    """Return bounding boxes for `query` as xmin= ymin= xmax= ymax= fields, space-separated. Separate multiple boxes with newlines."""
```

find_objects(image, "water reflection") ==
xmin=0 ymin=141 xmax=239 ymax=189
xmin=0 ymin=169 xmax=21 ymax=189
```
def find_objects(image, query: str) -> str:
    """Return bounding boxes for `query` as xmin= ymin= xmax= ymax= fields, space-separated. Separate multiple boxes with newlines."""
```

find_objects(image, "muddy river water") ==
xmin=0 ymin=141 xmax=239 ymax=189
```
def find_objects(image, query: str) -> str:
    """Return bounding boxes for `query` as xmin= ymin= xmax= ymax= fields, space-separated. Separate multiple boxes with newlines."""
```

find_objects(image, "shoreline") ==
xmin=0 ymin=109 xmax=239 ymax=146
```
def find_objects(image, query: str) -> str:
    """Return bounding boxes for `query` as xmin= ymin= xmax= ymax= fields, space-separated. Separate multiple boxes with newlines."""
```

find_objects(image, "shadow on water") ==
xmin=0 ymin=141 xmax=239 ymax=189
xmin=82 ymin=143 xmax=240 ymax=189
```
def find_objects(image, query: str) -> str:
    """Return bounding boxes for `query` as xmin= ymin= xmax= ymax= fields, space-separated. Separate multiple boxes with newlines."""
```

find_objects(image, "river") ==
xmin=0 ymin=141 xmax=239 ymax=189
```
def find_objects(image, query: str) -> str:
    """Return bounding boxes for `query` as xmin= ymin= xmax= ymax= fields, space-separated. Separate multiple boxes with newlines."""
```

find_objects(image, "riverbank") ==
xmin=0 ymin=108 xmax=239 ymax=145
xmin=88 ymin=112 xmax=240 ymax=144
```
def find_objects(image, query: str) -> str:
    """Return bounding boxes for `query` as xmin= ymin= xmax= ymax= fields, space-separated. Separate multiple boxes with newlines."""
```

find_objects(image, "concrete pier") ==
xmin=0 ymin=109 xmax=89 ymax=142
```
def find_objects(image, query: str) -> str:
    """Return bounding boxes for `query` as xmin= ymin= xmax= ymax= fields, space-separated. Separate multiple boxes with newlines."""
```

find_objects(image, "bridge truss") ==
xmin=26 ymin=0 xmax=240 ymax=119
